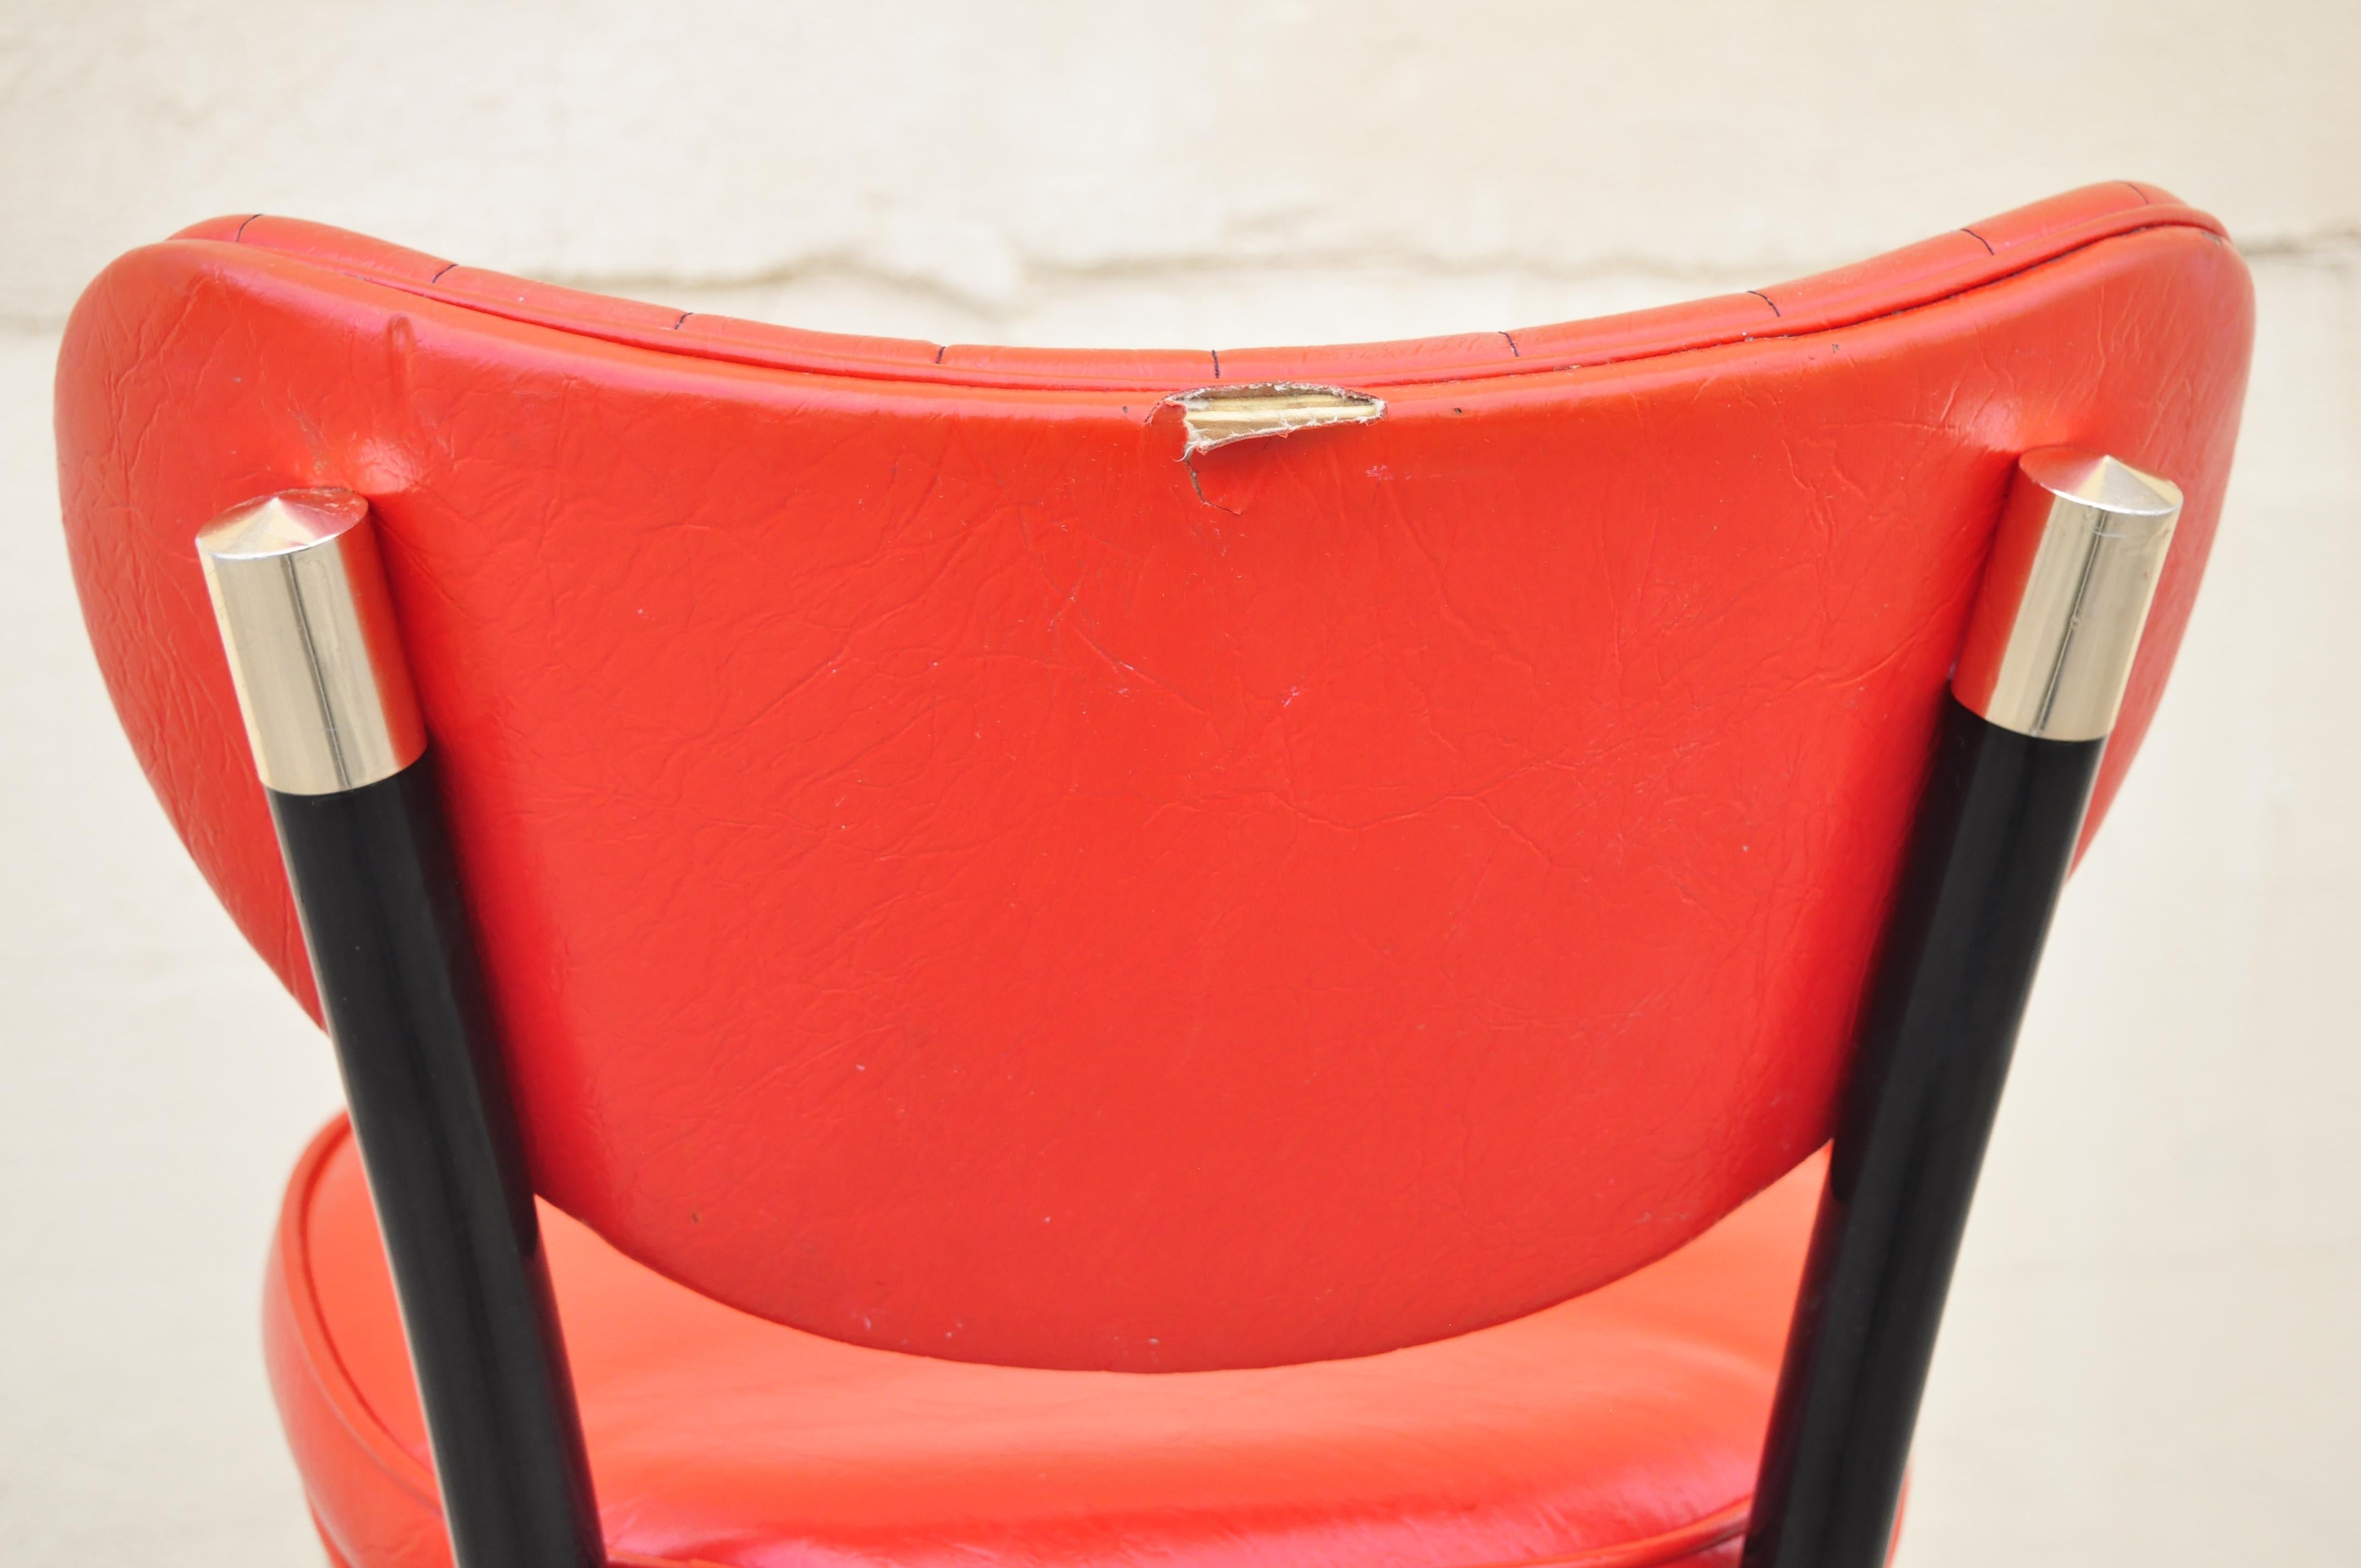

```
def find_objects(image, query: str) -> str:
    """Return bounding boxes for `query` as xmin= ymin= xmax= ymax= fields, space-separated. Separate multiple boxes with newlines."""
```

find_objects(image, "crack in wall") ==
xmin=537 ymin=228 xmax=2361 ymax=309
xmin=7 ymin=235 xmax=2359 ymax=336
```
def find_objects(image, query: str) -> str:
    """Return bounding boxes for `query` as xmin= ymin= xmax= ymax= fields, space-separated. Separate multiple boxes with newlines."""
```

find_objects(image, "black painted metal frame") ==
xmin=270 ymin=761 xmax=605 ymax=1568
xmin=258 ymin=631 xmax=2101 ymax=1568
xmin=217 ymin=448 xmax=2169 ymax=1568
xmin=1738 ymin=696 xmax=2103 ymax=1568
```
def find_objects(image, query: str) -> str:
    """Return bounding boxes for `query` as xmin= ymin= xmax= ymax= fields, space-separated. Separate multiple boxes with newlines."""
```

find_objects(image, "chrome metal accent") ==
xmin=1952 ymin=448 xmax=2183 ymax=741
xmin=196 ymin=489 xmax=426 ymax=794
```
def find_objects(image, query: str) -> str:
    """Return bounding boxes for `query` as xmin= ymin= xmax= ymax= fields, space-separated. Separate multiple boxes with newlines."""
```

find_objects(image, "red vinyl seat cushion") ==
xmin=269 ymin=1117 xmax=1826 ymax=1568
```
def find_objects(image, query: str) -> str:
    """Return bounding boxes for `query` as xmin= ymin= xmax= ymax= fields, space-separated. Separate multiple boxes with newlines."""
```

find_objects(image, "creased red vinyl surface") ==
xmin=60 ymin=184 xmax=2249 ymax=1373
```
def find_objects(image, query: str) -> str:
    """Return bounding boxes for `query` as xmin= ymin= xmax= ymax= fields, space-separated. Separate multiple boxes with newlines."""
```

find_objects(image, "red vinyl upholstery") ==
xmin=271 ymin=1114 xmax=1826 ymax=1568
xmin=57 ymin=184 xmax=2251 ymax=1376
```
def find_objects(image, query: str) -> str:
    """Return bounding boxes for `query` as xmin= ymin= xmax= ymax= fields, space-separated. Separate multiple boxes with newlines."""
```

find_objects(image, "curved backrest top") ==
xmin=175 ymin=180 xmax=2212 ymax=394
xmin=57 ymin=184 xmax=2251 ymax=1371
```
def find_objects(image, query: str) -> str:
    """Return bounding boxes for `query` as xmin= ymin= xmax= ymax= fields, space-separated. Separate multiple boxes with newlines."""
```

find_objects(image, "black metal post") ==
xmin=271 ymin=760 xmax=605 ymax=1568
xmin=198 ymin=492 xmax=604 ymax=1568
xmin=1740 ymin=696 xmax=2098 ymax=1566
xmin=1742 ymin=449 xmax=2185 ymax=1568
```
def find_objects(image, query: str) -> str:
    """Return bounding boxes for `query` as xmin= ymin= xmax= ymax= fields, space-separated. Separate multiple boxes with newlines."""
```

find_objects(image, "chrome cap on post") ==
xmin=196 ymin=489 xmax=426 ymax=794
xmin=1952 ymin=448 xmax=2183 ymax=742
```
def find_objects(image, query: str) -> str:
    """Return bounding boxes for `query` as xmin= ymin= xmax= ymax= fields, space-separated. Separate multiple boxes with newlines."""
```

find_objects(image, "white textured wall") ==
xmin=8 ymin=1 xmax=2361 ymax=344
xmin=2 ymin=6 xmax=2355 ymax=1567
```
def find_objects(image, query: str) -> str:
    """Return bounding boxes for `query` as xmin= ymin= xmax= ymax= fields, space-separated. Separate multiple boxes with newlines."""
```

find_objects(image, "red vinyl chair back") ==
xmin=56 ymin=184 xmax=2251 ymax=1373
